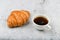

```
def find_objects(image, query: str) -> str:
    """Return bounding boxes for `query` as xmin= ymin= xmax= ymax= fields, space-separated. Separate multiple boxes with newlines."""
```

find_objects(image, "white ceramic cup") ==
xmin=32 ymin=15 xmax=51 ymax=31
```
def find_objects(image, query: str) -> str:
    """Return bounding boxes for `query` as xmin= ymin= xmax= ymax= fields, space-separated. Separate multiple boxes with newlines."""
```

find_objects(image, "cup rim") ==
xmin=32 ymin=15 xmax=50 ymax=26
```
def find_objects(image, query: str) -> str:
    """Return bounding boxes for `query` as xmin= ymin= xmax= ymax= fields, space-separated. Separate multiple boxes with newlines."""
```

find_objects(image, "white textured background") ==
xmin=0 ymin=0 xmax=60 ymax=40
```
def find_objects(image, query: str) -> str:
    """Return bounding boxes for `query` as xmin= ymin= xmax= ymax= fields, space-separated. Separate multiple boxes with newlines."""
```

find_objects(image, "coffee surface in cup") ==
xmin=34 ymin=16 xmax=48 ymax=25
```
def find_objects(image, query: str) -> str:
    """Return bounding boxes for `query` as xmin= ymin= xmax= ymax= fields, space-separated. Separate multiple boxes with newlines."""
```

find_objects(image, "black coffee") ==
xmin=34 ymin=16 xmax=48 ymax=25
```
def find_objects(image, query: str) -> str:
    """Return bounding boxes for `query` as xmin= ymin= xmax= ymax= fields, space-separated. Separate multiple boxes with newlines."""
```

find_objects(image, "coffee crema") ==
xmin=34 ymin=16 xmax=48 ymax=25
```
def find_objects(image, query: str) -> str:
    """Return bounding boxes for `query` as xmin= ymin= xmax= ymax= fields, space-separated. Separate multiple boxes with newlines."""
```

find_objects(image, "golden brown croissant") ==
xmin=7 ymin=10 xmax=30 ymax=28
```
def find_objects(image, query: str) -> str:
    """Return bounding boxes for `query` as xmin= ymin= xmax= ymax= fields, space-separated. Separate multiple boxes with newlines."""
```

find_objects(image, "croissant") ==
xmin=7 ymin=10 xmax=30 ymax=28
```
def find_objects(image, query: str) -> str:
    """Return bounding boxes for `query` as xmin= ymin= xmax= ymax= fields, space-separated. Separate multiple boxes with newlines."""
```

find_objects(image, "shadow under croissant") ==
xmin=22 ymin=21 xmax=30 ymax=27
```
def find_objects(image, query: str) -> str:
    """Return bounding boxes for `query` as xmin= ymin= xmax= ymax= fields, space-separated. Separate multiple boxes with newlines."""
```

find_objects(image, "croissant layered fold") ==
xmin=7 ymin=10 xmax=30 ymax=28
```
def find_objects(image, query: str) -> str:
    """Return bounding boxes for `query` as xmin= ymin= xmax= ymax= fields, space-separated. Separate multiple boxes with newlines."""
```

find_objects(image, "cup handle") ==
xmin=45 ymin=25 xmax=51 ymax=30
xmin=48 ymin=25 xmax=51 ymax=30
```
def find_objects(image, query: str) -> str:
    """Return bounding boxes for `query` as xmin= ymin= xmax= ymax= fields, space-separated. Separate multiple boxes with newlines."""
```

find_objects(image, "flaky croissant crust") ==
xmin=7 ymin=10 xmax=30 ymax=28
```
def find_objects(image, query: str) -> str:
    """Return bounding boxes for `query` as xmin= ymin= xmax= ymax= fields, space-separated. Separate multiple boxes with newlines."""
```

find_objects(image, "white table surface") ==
xmin=0 ymin=0 xmax=60 ymax=40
